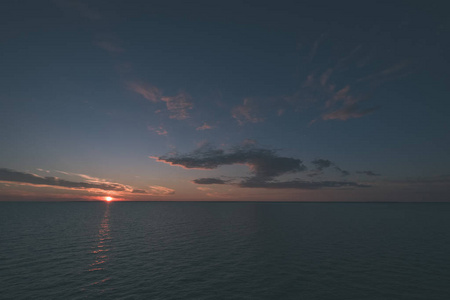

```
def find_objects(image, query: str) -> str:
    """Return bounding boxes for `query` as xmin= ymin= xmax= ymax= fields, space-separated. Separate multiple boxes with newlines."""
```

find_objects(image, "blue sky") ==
xmin=1 ymin=0 xmax=449 ymax=201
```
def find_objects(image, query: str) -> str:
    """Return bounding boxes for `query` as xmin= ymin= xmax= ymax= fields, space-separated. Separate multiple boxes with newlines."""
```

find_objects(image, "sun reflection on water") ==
xmin=90 ymin=206 xmax=110 ymax=270
xmin=86 ymin=204 xmax=112 ymax=290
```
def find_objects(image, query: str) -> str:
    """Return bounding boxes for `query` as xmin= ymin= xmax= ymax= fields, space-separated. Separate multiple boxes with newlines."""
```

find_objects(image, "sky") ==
xmin=1 ymin=0 xmax=449 ymax=201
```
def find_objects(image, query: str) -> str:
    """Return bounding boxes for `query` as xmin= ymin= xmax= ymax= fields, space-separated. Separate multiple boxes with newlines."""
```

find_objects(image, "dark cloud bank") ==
xmin=311 ymin=159 xmax=349 ymax=176
xmin=155 ymin=145 xmax=369 ymax=190
xmin=357 ymin=170 xmax=381 ymax=176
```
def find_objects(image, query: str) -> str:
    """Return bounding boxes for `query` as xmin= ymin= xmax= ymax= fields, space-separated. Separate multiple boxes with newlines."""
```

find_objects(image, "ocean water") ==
xmin=1 ymin=202 xmax=450 ymax=300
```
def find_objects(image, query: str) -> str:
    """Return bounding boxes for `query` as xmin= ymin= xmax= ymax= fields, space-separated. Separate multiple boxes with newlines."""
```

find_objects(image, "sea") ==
xmin=1 ymin=202 xmax=450 ymax=299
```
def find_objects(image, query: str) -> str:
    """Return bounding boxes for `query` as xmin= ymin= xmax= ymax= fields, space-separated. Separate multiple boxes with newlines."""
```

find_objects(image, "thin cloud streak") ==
xmin=0 ymin=168 xmax=162 ymax=195
xmin=148 ymin=125 xmax=168 ymax=136
xmin=127 ymin=82 xmax=162 ymax=102
xmin=128 ymin=82 xmax=193 ymax=119
xmin=192 ymin=178 xmax=228 ymax=184
xmin=357 ymin=170 xmax=381 ymax=176
xmin=238 ymin=178 xmax=370 ymax=189
xmin=196 ymin=123 xmax=213 ymax=130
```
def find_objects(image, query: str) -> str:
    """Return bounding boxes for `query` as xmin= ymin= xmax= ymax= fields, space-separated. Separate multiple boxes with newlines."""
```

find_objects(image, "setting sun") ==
xmin=105 ymin=196 xmax=113 ymax=202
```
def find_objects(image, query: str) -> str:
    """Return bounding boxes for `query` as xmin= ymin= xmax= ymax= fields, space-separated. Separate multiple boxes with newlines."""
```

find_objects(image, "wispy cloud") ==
xmin=147 ymin=185 xmax=175 ymax=196
xmin=127 ymin=82 xmax=193 ymax=119
xmin=1 ymin=168 xmax=132 ymax=192
xmin=196 ymin=187 xmax=232 ymax=198
xmin=161 ymin=92 xmax=193 ymax=120
xmin=321 ymin=104 xmax=379 ymax=121
xmin=357 ymin=61 xmax=410 ymax=85
xmin=288 ymin=38 xmax=411 ymax=123
xmin=148 ymin=125 xmax=168 ymax=136
xmin=232 ymin=98 xmax=264 ymax=125
xmin=196 ymin=122 xmax=213 ymax=130
xmin=308 ymin=33 xmax=326 ymax=62
xmin=238 ymin=177 xmax=369 ymax=189
xmin=127 ymin=82 xmax=162 ymax=102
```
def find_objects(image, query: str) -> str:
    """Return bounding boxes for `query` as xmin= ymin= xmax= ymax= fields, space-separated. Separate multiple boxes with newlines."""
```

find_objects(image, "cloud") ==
xmin=239 ymin=177 xmax=370 ymax=189
xmin=148 ymin=125 xmax=168 ymax=136
xmin=334 ymin=166 xmax=350 ymax=176
xmin=127 ymin=82 xmax=193 ymax=119
xmin=152 ymin=144 xmax=306 ymax=179
xmin=161 ymin=92 xmax=193 ymax=120
xmin=322 ymin=103 xmax=379 ymax=121
xmin=147 ymin=185 xmax=175 ymax=196
xmin=232 ymin=98 xmax=264 ymax=125
xmin=311 ymin=159 xmax=349 ymax=176
xmin=357 ymin=170 xmax=381 ymax=176
xmin=0 ymin=168 xmax=132 ymax=192
xmin=311 ymin=159 xmax=332 ymax=171
xmin=191 ymin=176 xmax=369 ymax=190
xmin=320 ymin=68 xmax=333 ymax=86
xmin=192 ymin=178 xmax=228 ymax=184
xmin=155 ymin=144 xmax=368 ymax=191
xmin=127 ymin=82 xmax=162 ymax=102
xmin=290 ymin=40 xmax=410 ymax=123
xmin=196 ymin=123 xmax=213 ymax=130
xmin=357 ymin=61 xmax=410 ymax=85
xmin=389 ymin=174 xmax=450 ymax=185
xmin=0 ymin=168 xmax=167 ymax=195
xmin=325 ymin=85 xmax=351 ymax=108
xmin=308 ymin=33 xmax=326 ymax=62
xmin=196 ymin=187 xmax=232 ymax=198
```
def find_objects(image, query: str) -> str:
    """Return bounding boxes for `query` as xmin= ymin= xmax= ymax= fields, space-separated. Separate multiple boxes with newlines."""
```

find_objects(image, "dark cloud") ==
xmin=311 ymin=159 xmax=332 ymax=170
xmin=334 ymin=166 xmax=350 ymax=176
xmin=311 ymin=159 xmax=349 ymax=176
xmin=154 ymin=144 xmax=307 ymax=179
xmin=193 ymin=178 xmax=228 ymax=185
xmin=239 ymin=177 xmax=370 ymax=189
xmin=389 ymin=175 xmax=450 ymax=185
xmin=307 ymin=172 xmax=322 ymax=177
xmin=357 ymin=170 xmax=381 ymax=176
xmin=131 ymin=189 xmax=148 ymax=193
xmin=156 ymin=144 xmax=369 ymax=191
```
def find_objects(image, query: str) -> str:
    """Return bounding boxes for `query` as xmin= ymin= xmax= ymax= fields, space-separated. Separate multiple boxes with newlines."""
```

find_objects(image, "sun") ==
xmin=105 ymin=196 xmax=113 ymax=202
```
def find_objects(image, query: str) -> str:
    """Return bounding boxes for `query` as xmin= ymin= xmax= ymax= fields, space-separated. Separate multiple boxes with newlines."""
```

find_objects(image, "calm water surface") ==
xmin=1 ymin=202 xmax=450 ymax=299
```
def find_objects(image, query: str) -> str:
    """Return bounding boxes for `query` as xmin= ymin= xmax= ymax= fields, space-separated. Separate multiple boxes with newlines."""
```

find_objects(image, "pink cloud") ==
xmin=232 ymin=98 xmax=264 ymax=125
xmin=127 ymin=82 xmax=162 ymax=102
xmin=196 ymin=122 xmax=213 ymax=130
xmin=128 ymin=82 xmax=193 ymax=119
xmin=161 ymin=92 xmax=193 ymax=120
xmin=322 ymin=104 xmax=378 ymax=121
xmin=148 ymin=185 xmax=175 ymax=196
xmin=148 ymin=125 xmax=168 ymax=136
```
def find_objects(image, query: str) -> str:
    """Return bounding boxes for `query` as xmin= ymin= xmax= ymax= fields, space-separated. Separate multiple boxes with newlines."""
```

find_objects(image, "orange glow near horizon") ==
xmin=105 ymin=196 xmax=113 ymax=202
